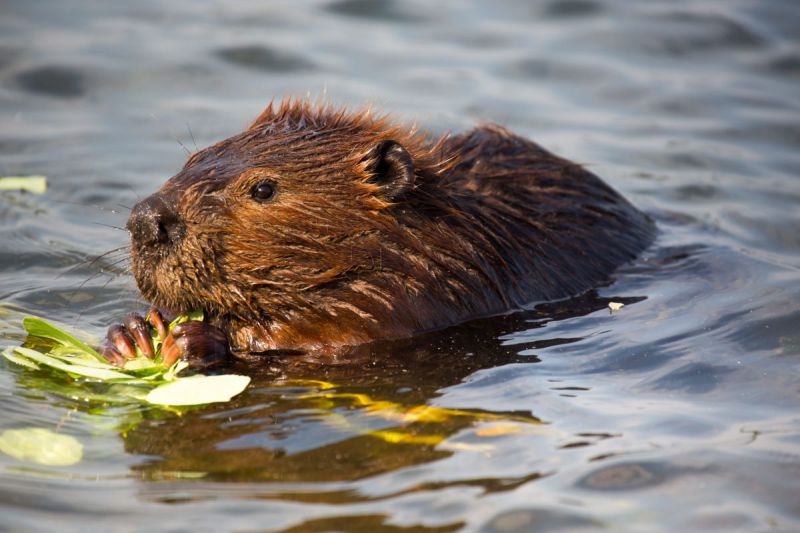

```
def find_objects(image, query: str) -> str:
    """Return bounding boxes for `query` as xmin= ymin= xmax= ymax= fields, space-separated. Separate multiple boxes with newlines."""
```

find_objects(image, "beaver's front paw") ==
xmin=160 ymin=321 xmax=230 ymax=369
xmin=102 ymin=308 xmax=230 ymax=369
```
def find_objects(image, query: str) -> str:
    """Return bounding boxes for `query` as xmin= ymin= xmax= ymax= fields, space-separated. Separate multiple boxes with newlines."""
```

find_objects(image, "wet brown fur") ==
xmin=130 ymin=100 xmax=655 ymax=354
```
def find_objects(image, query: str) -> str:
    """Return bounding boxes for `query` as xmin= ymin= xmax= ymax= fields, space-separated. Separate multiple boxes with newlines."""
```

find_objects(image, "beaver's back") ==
xmin=423 ymin=124 xmax=655 ymax=310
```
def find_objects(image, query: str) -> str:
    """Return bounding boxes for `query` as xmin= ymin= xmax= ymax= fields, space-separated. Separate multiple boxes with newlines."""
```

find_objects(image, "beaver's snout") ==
xmin=127 ymin=193 xmax=184 ymax=247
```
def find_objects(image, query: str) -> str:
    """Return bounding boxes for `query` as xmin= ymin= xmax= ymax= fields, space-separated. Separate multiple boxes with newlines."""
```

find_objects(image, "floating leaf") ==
xmin=161 ymin=360 xmax=189 ymax=381
xmin=122 ymin=358 xmax=160 ymax=371
xmin=9 ymin=347 xmax=133 ymax=381
xmin=4 ymin=315 xmax=251 ymax=408
xmin=145 ymin=375 xmax=251 ymax=406
xmin=2 ymin=347 xmax=40 ymax=370
xmin=48 ymin=347 xmax=118 ymax=369
xmin=0 ymin=428 xmax=82 ymax=466
xmin=0 ymin=175 xmax=47 ymax=194
xmin=22 ymin=316 xmax=100 ymax=358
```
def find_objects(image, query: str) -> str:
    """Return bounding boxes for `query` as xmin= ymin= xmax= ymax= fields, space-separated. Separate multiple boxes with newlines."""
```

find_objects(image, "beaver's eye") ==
xmin=251 ymin=181 xmax=276 ymax=202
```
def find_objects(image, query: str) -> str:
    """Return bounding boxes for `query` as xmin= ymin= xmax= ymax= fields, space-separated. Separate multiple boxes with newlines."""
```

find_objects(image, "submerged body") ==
xmin=105 ymin=101 xmax=654 ymax=364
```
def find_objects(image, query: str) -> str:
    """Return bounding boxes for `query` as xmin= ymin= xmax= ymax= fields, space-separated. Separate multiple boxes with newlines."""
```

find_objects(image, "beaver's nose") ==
xmin=127 ymin=194 xmax=184 ymax=246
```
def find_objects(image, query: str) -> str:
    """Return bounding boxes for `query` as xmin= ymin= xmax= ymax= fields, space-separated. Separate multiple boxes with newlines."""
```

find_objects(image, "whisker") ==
xmin=93 ymin=222 xmax=127 ymax=232
xmin=99 ymin=274 xmax=119 ymax=292
xmin=46 ymin=199 xmax=125 ymax=215
xmin=148 ymin=110 xmax=187 ymax=157
xmin=124 ymin=184 xmax=141 ymax=201
xmin=90 ymin=256 xmax=131 ymax=278
xmin=66 ymin=254 xmax=131 ymax=303
xmin=187 ymin=123 xmax=198 ymax=152
xmin=177 ymin=138 xmax=192 ymax=156
xmin=103 ymin=256 xmax=131 ymax=270
xmin=70 ymin=270 xmax=107 ymax=295
xmin=72 ymin=277 xmax=138 ymax=327
xmin=57 ymin=245 xmax=130 ymax=280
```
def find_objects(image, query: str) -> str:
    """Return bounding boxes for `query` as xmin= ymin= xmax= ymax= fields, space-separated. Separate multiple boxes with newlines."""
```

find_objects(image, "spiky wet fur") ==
xmin=129 ymin=100 xmax=655 ymax=353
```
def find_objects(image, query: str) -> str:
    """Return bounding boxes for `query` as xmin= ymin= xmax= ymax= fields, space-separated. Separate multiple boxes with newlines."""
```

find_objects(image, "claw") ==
xmin=160 ymin=332 xmax=181 ymax=367
xmin=146 ymin=307 xmax=169 ymax=341
xmin=107 ymin=325 xmax=137 ymax=359
xmin=101 ymin=345 xmax=126 ymax=367
xmin=124 ymin=313 xmax=155 ymax=358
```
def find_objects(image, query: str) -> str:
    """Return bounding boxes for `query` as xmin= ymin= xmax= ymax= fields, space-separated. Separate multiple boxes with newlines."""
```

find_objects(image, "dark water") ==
xmin=1 ymin=0 xmax=799 ymax=530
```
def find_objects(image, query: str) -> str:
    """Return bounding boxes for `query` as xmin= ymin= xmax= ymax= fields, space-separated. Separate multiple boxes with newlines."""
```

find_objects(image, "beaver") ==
xmin=102 ymin=100 xmax=655 ymax=367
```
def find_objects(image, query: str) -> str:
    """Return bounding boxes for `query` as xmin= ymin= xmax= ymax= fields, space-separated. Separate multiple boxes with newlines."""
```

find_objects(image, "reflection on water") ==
xmin=1 ymin=0 xmax=800 ymax=530
xmin=122 ymin=296 xmax=620 ymax=484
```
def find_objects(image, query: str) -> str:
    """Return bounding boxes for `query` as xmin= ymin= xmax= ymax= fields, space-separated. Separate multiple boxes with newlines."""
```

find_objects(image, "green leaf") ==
xmin=145 ymin=375 xmax=250 ymax=406
xmin=186 ymin=309 xmax=204 ymax=322
xmin=168 ymin=309 xmax=204 ymax=331
xmin=106 ymin=384 xmax=150 ymax=402
xmin=48 ymin=347 xmax=118 ymax=369
xmin=2 ymin=347 xmax=40 ymax=370
xmin=7 ymin=314 xmax=249 ymax=408
xmin=0 ymin=175 xmax=47 ymax=194
xmin=22 ymin=317 xmax=100 ymax=359
xmin=10 ymin=347 xmax=134 ymax=381
xmin=0 ymin=428 xmax=82 ymax=466
xmin=122 ymin=358 xmax=160 ymax=371
xmin=162 ymin=360 xmax=188 ymax=381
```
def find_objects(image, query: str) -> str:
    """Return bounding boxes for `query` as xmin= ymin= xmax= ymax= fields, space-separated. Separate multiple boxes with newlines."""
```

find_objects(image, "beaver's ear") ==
xmin=365 ymin=140 xmax=415 ymax=202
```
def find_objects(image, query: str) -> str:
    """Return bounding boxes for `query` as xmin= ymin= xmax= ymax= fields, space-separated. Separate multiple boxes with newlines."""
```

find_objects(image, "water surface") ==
xmin=1 ymin=0 xmax=799 ymax=530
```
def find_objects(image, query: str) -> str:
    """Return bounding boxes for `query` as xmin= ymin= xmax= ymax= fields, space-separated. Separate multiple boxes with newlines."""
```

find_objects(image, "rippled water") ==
xmin=1 ymin=0 xmax=799 ymax=530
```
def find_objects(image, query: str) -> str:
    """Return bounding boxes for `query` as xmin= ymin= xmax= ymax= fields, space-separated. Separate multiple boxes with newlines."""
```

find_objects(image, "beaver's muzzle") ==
xmin=127 ymin=193 xmax=185 ymax=248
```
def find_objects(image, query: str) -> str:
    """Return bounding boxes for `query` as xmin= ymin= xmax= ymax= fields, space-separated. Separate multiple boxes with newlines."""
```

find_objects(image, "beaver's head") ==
xmin=127 ymin=101 xmax=457 ymax=352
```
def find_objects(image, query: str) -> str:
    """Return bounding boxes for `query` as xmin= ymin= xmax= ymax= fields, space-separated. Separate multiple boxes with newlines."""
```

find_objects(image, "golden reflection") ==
xmin=285 ymin=379 xmax=544 ymax=448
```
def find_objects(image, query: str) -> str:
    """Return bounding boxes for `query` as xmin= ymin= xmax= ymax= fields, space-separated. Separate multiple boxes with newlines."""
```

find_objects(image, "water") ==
xmin=1 ymin=0 xmax=799 ymax=530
